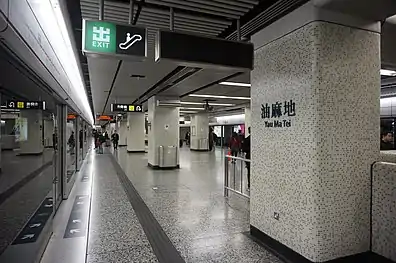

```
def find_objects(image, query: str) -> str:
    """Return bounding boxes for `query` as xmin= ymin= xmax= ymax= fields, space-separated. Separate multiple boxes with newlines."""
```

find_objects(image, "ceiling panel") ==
xmin=161 ymin=68 xmax=241 ymax=97
xmin=87 ymin=56 xmax=119 ymax=115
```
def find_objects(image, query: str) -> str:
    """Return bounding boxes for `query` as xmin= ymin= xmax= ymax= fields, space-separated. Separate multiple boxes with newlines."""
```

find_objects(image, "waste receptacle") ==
xmin=198 ymin=138 xmax=208 ymax=150
xmin=159 ymin=145 xmax=177 ymax=168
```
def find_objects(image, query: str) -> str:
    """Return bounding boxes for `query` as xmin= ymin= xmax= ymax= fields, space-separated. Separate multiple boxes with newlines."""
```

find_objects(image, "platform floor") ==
xmin=41 ymin=147 xmax=281 ymax=263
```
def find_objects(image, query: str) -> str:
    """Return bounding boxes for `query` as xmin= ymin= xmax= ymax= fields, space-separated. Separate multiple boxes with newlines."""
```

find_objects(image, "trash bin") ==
xmin=159 ymin=145 xmax=177 ymax=168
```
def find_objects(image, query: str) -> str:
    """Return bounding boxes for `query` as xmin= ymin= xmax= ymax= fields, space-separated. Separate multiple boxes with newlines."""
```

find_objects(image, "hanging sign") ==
xmin=111 ymin=103 xmax=143 ymax=112
xmin=67 ymin=114 xmax=77 ymax=120
xmin=82 ymin=20 xmax=147 ymax=59
xmin=96 ymin=115 xmax=113 ymax=121
xmin=6 ymin=100 xmax=45 ymax=110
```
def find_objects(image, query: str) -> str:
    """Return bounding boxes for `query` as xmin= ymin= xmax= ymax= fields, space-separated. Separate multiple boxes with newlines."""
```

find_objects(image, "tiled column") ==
xmin=147 ymin=96 xmax=179 ymax=169
xmin=244 ymin=107 xmax=251 ymax=137
xmin=190 ymin=113 xmax=209 ymax=151
xmin=250 ymin=3 xmax=380 ymax=262
xmin=118 ymin=120 xmax=127 ymax=146
xmin=19 ymin=110 xmax=44 ymax=155
xmin=127 ymin=112 xmax=145 ymax=153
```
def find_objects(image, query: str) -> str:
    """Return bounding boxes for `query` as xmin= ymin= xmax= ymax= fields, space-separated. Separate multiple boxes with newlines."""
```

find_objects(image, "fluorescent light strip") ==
xmin=30 ymin=0 xmax=93 ymax=124
xmin=180 ymin=101 xmax=235 ymax=106
xmin=220 ymin=81 xmax=251 ymax=87
xmin=180 ymin=107 xmax=205 ymax=110
xmin=381 ymin=69 xmax=396 ymax=76
xmin=188 ymin=94 xmax=251 ymax=100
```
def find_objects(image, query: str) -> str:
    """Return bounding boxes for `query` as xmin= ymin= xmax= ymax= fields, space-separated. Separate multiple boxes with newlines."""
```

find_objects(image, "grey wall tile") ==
xmin=372 ymin=162 xmax=396 ymax=261
xmin=250 ymin=21 xmax=380 ymax=262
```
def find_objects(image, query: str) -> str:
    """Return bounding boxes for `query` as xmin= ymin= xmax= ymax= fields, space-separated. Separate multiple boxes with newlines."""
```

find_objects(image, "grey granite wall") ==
xmin=372 ymin=162 xmax=396 ymax=261
xmin=250 ymin=21 xmax=380 ymax=262
xmin=379 ymin=151 xmax=396 ymax=163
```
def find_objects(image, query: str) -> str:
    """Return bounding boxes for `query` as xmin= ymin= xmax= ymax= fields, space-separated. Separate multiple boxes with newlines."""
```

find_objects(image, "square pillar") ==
xmin=190 ymin=113 xmax=209 ymax=151
xmin=118 ymin=120 xmax=128 ymax=146
xmin=147 ymin=96 xmax=179 ymax=169
xmin=127 ymin=112 xmax=145 ymax=152
xmin=244 ymin=107 xmax=251 ymax=138
xmin=250 ymin=3 xmax=380 ymax=262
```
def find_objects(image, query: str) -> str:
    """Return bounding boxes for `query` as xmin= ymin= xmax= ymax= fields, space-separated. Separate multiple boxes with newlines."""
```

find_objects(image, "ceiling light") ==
xmin=30 ymin=0 xmax=93 ymax=124
xmin=381 ymin=69 xmax=396 ymax=76
xmin=220 ymin=81 xmax=251 ymax=87
xmin=188 ymin=94 xmax=251 ymax=100
xmin=180 ymin=101 xmax=235 ymax=106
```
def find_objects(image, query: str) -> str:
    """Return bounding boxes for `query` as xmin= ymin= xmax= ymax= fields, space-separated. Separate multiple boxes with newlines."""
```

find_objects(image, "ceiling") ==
xmin=79 ymin=0 xmax=263 ymax=120
xmin=77 ymin=0 xmax=396 ymax=123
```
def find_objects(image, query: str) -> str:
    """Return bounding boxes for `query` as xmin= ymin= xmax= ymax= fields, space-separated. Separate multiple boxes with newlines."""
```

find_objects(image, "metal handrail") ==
xmin=224 ymin=154 xmax=251 ymax=199
xmin=225 ymin=155 xmax=251 ymax=162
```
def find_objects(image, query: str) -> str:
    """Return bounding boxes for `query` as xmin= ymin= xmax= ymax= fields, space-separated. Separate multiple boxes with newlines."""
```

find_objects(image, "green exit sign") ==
xmin=84 ymin=20 xmax=116 ymax=53
xmin=82 ymin=20 xmax=147 ymax=58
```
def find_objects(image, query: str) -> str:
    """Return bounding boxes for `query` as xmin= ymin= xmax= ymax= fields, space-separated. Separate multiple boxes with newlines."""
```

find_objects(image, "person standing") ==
xmin=243 ymin=127 xmax=251 ymax=191
xmin=185 ymin=131 xmax=190 ymax=146
xmin=229 ymin=132 xmax=240 ymax=163
xmin=209 ymin=127 xmax=214 ymax=151
xmin=111 ymin=130 xmax=120 ymax=150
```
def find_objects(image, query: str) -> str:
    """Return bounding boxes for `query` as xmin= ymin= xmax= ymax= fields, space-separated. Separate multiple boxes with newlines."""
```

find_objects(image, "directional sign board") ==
xmin=96 ymin=115 xmax=113 ymax=121
xmin=6 ymin=100 xmax=45 ymax=110
xmin=111 ymin=104 xmax=143 ymax=112
xmin=83 ymin=20 xmax=147 ymax=59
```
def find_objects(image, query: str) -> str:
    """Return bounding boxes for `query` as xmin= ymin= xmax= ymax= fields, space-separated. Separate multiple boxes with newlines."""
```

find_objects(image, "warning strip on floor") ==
xmin=109 ymin=155 xmax=185 ymax=263
xmin=64 ymin=195 xmax=90 ymax=238
xmin=12 ymin=197 xmax=53 ymax=245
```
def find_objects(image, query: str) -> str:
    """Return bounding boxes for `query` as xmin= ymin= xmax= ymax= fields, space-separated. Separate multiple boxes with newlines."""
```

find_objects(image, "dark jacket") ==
xmin=243 ymin=135 xmax=251 ymax=159
xmin=381 ymin=140 xmax=393 ymax=151
xmin=112 ymin=133 xmax=119 ymax=142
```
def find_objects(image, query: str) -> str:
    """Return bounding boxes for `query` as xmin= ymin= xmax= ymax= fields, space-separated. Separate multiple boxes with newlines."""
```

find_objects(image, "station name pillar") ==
xmin=147 ymin=96 xmax=180 ymax=169
xmin=250 ymin=2 xmax=380 ymax=262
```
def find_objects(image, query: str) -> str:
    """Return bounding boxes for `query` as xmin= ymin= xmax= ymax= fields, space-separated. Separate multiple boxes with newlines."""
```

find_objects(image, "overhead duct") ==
xmin=156 ymin=30 xmax=253 ymax=70
xmin=156 ymin=99 xmax=181 ymax=107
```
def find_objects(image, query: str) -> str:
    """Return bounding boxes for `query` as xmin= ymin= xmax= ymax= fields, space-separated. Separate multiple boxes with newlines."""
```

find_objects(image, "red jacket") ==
xmin=229 ymin=137 xmax=240 ymax=149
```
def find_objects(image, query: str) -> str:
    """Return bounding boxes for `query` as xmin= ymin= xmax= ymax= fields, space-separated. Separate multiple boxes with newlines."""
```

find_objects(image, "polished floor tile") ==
xmin=86 ymin=245 xmax=158 ymax=263
xmin=87 ymin=155 xmax=156 ymax=261
xmin=114 ymin=148 xmax=276 ymax=263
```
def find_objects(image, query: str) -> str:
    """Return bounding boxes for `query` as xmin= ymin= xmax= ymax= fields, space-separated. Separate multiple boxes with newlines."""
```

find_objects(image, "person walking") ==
xmin=111 ymin=130 xmax=120 ymax=150
xmin=185 ymin=131 xmax=190 ymax=146
xmin=243 ymin=127 xmax=251 ymax=191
